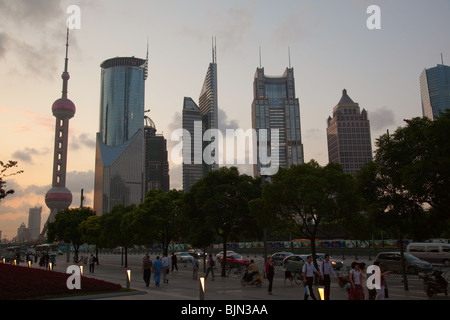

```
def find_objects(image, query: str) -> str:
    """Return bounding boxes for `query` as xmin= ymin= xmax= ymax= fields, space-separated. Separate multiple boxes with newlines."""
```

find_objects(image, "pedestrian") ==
xmin=162 ymin=252 xmax=170 ymax=284
xmin=142 ymin=253 xmax=153 ymax=287
xmin=319 ymin=254 xmax=338 ymax=300
xmin=171 ymin=252 xmax=178 ymax=272
xmin=153 ymin=256 xmax=162 ymax=287
xmin=192 ymin=258 xmax=199 ymax=280
xmin=359 ymin=262 xmax=369 ymax=300
xmin=374 ymin=261 xmax=391 ymax=300
xmin=283 ymin=259 xmax=293 ymax=286
xmin=265 ymin=256 xmax=275 ymax=295
xmin=302 ymin=255 xmax=323 ymax=300
xmin=205 ymin=254 xmax=215 ymax=281
xmin=349 ymin=262 xmax=363 ymax=300
xmin=89 ymin=254 xmax=95 ymax=274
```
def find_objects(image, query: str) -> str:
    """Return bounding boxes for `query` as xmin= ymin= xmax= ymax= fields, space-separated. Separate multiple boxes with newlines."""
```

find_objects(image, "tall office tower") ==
xmin=420 ymin=62 xmax=450 ymax=120
xmin=327 ymin=89 xmax=373 ymax=174
xmin=28 ymin=206 xmax=42 ymax=240
xmin=251 ymin=67 xmax=304 ymax=177
xmin=43 ymin=29 xmax=75 ymax=237
xmin=144 ymin=116 xmax=170 ymax=193
xmin=182 ymin=97 xmax=203 ymax=192
xmin=199 ymin=40 xmax=219 ymax=175
xmin=94 ymin=56 xmax=148 ymax=215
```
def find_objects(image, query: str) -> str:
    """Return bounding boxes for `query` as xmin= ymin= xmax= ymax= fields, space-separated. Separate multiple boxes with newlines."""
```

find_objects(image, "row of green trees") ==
xmin=47 ymin=111 xmax=450 ymax=279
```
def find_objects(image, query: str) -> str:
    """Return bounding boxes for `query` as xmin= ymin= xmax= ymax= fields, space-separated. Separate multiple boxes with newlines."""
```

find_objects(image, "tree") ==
xmin=79 ymin=215 xmax=102 ymax=264
xmin=261 ymin=161 xmax=361 ymax=270
xmin=136 ymin=189 xmax=185 ymax=255
xmin=0 ymin=160 xmax=23 ymax=202
xmin=99 ymin=204 xmax=137 ymax=268
xmin=187 ymin=167 xmax=261 ymax=277
xmin=47 ymin=207 xmax=95 ymax=262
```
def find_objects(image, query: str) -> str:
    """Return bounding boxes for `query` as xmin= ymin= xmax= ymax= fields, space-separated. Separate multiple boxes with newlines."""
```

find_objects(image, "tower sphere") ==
xmin=52 ymin=98 xmax=76 ymax=119
xmin=45 ymin=186 xmax=73 ymax=211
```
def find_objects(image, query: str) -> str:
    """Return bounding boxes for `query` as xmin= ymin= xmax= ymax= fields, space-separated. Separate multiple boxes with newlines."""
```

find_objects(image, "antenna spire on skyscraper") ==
xmin=212 ymin=36 xmax=217 ymax=64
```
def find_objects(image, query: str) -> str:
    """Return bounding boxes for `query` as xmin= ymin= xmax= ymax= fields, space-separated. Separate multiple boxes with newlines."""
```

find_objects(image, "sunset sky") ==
xmin=0 ymin=0 xmax=449 ymax=240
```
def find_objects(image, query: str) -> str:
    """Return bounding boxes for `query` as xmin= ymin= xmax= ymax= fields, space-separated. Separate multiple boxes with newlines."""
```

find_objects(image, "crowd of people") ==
xmin=139 ymin=252 xmax=389 ymax=300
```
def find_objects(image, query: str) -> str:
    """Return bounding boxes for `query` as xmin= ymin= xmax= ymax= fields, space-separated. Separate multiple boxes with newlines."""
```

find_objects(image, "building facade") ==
xmin=420 ymin=63 xmax=450 ymax=121
xmin=28 ymin=206 xmax=42 ymax=240
xmin=144 ymin=116 xmax=170 ymax=194
xmin=94 ymin=57 xmax=147 ymax=215
xmin=251 ymin=67 xmax=304 ymax=177
xmin=182 ymin=97 xmax=203 ymax=192
xmin=327 ymin=89 xmax=373 ymax=174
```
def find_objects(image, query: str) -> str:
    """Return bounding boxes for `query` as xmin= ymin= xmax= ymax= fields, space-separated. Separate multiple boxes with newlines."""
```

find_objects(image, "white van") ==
xmin=406 ymin=242 xmax=450 ymax=266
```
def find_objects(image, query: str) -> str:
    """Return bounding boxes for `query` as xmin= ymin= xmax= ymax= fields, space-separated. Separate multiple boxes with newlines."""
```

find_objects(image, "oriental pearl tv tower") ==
xmin=41 ymin=29 xmax=76 ymax=237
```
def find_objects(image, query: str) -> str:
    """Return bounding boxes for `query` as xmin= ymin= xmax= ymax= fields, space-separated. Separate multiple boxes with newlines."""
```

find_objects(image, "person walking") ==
xmin=153 ymin=256 xmax=162 ymax=287
xmin=162 ymin=252 xmax=170 ymax=284
xmin=265 ymin=256 xmax=275 ymax=295
xmin=283 ymin=259 xmax=293 ymax=286
xmin=302 ymin=255 xmax=323 ymax=300
xmin=349 ymin=262 xmax=363 ymax=300
xmin=359 ymin=262 xmax=369 ymax=300
xmin=89 ymin=254 xmax=95 ymax=274
xmin=374 ymin=261 xmax=391 ymax=300
xmin=205 ymin=254 xmax=215 ymax=281
xmin=142 ymin=253 xmax=153 ymax=287
xmin=192 ymin=258 xmax=199 ymax=280
xmin=171 ymin=252 xmax=178 ymax=272
xmin=320 ymin=254 xmax=338 ymax=300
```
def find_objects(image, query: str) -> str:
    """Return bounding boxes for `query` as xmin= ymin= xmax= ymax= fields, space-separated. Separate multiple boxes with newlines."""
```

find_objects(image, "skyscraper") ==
xmin=28 ymin=206 xmax=42 ymax=240
xmin=182 ymin=97 xmax=203 ymax=192
xmin=94 ymin=56 xmax=147 ymax=215
xmin=420 ymin=63 xmax=450 ymax=121
xmin=199 ymin=39 xmax=219 ymax=175
xmin=251 ymin=66 xmax=304 ymax=177
xmin=144 ymin=116 xmax=170 ymax=193
xmin=43 ymin=29 xmax=76 ymax=237
xmin=327 ymin=89 xmax=373 ymax=174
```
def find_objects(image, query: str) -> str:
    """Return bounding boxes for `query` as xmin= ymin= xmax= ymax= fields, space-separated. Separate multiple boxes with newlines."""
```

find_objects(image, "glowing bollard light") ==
xmin=318 ymin=287 xmax=325 ymax=300
xmin=126 ymin=270 xmax=131 ymax=290
xmin=28 ymin=261 xmax=31 ymax=268
xmin=49 ymin=262 xmax=53 ymax=271
xmin=199 ymin=277 xmax=205 ymax=300
xmin=79 ymin=265 xmax=83 ymax=276
xmin=14 ymin=260 xmax=16 ymax=266
xmin=3 ymin=258 xmax=6 ymax=264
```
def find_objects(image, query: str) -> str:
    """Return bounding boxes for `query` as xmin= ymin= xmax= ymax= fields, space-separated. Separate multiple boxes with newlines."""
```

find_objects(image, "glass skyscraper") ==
xmin=327 ymin=89 xmax=373 ymax=174
xmin=251 ymin=67 xmax=304 ymax=177
xmin=420 ymin=63 xmax=450 ymax=121
xmin=94 ymin=57 xmax=147 ymax=215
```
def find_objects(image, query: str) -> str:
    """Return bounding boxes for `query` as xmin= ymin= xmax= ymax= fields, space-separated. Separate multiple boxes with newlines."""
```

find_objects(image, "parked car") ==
xmin=271 ymin=251 xmax=294 ymax=266
xmin=216 ymin=250 xmax=237 ymax=262
xmin=315 ymin=253 xmax=344 ymax=270
xmin=375 ymin=252 xmax=433 ymax=274
xmin=406 ymin=242 xmax=450 ymax=266
xmin=282 ymin=254 xmax=306 ymax=272
xmin=174 ymin=252 xmax=195 ymax=264
xmin=221 ymin=254 xmax=251 ymax=267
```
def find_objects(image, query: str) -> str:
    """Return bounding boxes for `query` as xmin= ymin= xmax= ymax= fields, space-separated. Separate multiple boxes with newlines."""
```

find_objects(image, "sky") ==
xmin=0 ymin=0 xmax=449 ymax=240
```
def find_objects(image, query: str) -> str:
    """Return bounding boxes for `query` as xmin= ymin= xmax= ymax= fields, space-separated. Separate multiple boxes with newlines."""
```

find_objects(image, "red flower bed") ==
xmin=0 ymin=264 xmax=122 ymax=300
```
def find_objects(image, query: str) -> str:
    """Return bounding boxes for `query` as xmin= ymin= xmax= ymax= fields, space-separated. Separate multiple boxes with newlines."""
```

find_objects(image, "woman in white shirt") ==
xmin=349 ymin=262 xmax=363 ymax=300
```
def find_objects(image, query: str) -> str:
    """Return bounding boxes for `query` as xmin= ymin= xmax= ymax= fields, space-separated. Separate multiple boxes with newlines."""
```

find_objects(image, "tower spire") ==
xmin=212 ymin=36 xmax=217 ymax=64
xmin=61 ymin=28 xmax=70 ymax=99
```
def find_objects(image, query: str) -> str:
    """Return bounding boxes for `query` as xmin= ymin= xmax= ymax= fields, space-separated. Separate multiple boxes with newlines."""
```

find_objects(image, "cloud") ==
xmin=11 ymin=147 xmax=49 ymax=164
xmin=70 ymin=133 xmax=96 ymax=151
xmin=369 ymin=106 xmax=396 ymax=131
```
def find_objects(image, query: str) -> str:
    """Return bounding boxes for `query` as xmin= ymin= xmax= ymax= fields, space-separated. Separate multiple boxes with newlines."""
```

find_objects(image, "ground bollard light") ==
xmin=199 ymin=277 xmax=205 ymax=300
xmin=318 ymin=287 xmax=325 ymax=300
xmin=126 ymin=269 xmax=131 ymax=290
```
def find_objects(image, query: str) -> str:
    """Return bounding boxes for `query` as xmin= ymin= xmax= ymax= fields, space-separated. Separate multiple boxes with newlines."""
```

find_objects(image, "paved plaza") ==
xmin=35 ymin=252 xmax=449 ymax=301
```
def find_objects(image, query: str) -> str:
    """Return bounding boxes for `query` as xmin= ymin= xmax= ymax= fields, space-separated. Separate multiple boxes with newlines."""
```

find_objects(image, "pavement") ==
xmin=32 ymin=252 xmax=449 ymax=301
